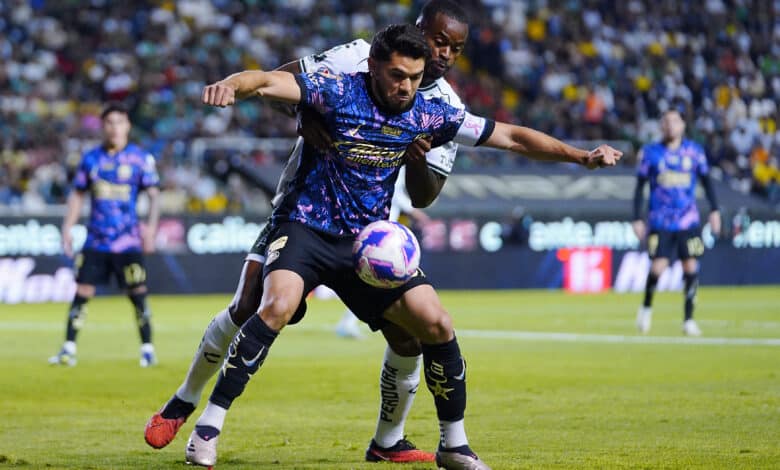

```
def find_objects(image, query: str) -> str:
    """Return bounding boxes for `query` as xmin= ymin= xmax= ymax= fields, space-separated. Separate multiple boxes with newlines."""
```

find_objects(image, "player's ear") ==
xmin=367 ymin=57 xmax=376 ymax=76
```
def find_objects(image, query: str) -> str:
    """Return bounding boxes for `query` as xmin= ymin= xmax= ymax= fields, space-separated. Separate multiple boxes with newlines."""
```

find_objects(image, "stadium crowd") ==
xmin=1 ymin=0 xmax=779 ymax=212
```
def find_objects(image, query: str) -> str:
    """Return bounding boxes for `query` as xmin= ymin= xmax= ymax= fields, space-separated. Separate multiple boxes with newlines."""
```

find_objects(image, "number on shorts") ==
xmin=124 ymin=263 xmax=146 ymax=285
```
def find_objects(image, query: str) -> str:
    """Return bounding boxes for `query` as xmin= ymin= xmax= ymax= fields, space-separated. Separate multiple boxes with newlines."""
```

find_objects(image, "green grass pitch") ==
xmin=0 ymin=287 xmax=778 ymax=469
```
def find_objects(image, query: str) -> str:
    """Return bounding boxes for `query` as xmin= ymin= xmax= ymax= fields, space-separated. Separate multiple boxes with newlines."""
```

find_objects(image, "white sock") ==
xmin=197 ymin=401 xmax=228 ymax=431
xmin=373 ymin=347 xmax=422 ymax=448
xmin=140 ymin=343 xmax=155 ymax=353
xmin=176 ymin=309 xmax=239 ymax=405
xmin=63 ymin=341 xmax=76 ymax=355
xmin=439 ymin=419 xmax=468 ymax=449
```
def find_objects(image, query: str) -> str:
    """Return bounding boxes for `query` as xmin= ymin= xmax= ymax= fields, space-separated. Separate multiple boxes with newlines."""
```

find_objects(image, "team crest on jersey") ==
xmin=265 ymin=250 xmax=280 ymax=265
xmin=268 ymin=236 xmax=288 ymax=252
xmin=682 ymin=156 xmax=692 ymax=170
xmin=117 ymin=164 xmax=132 ymax=181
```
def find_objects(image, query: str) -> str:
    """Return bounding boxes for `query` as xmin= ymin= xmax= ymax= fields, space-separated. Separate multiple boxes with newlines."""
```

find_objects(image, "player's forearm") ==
xmin=62 ymin=191 xmax=84 ymax=231
xmin=633 ymin=178 xmax=646 ymax=221
xmin=405 ymin=160 xmax=445 ymax=208
xmin=219 ymin=71 xmax=274 ymax=100
xmin=145 ymin=188 xmax=161 ymax=235
xmin=269 ymin=60 xmax=303 ymax=117
xmin=505 ymin=125 xmax=589 ymax=165
xmin=699 ymin=174 xmax=720 ymax=212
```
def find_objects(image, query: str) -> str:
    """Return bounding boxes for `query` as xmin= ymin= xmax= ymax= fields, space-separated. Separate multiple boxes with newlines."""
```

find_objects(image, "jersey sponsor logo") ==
xmin=332 ymin=141 xmax=406 ymax=168
xmin=657 ymin=170 xmax=692 ymax=188
xmin=93 ymin=180 xmax=131 ymax=201
xmin=381 ymin=125 xmax=402 ymax=137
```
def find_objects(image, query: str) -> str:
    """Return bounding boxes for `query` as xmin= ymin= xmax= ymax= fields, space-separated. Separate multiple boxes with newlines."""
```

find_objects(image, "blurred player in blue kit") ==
xmin=49 ymin=103 xmax=161 ymax=367
xmin=633 ymin=109 xmax=721 ymax=336
xmin=175 ymin=22 xmax=621 ymax=470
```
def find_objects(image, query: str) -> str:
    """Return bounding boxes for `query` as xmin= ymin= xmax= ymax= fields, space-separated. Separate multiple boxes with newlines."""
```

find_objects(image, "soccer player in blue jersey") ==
xmin=49 ymin=104 xmax=161 ymax=367
xmin=180 ymin=24 xmax=621 ymax=470
xmin=633 ymin=109 xmax=722 ymax=336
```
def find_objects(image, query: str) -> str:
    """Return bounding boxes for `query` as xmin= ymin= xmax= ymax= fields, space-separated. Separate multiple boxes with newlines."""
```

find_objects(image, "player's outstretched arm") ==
xmin=202 ymin=70 xmax=302 ymax=107
xmin=143 ymin=187 xmax=161 ymax=254
xmin=61 ymin=190 xmax=85 ymax=258
xmin=483 ymin=122 xmax=623 ymax=169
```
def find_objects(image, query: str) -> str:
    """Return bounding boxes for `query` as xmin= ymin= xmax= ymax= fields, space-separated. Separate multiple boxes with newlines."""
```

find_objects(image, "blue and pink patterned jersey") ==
xmin=274 ymin=71 xmax=467 ymax=235
xmin=637 ymin=139 xmax=710 ymax=231
xmin=73 ymin=143 xmax=159 ymax=253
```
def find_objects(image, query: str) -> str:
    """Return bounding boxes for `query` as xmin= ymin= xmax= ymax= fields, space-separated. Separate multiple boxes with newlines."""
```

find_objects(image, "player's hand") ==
xmin=202 ymin=81 xmax=237 ymax=107
xmin=632 ymin=220 xmax=646 ymax=241
xmin=298 ymin=107 xmax=332 ymax=150
xmin=583 ymin=144 xmax=623 ymax=169
xmin=405 ymin=135 xmax=432 ymax=163
xmin=709 ymin=210 xmax=722 ymax=237
xmin=62 ymin=229 xmax=73 ymax=258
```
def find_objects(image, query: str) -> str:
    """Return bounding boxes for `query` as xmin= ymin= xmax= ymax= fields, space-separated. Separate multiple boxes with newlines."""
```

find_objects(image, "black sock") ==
xmin=209 ymin=314 xmax=278 ymax=409
xmin=421 ymin=337 xmax=466 ymax=422
xmin=65 ymin=295 xmax=89 ymax=342
xmin=129 ymin=293 xmax=152 ymax=344
xmin=161 ymin=395 xmax=196 ymax=420
xmin=683 ymin=272 xmax=698 ymax=321
xmin=643 ymin=272 xmax=659 ymax=308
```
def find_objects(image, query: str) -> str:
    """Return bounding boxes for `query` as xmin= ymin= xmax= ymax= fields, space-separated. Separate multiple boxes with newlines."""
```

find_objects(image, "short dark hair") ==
xmin=101 ymin=102 xmax=129 ymax=120
xmin=419 ymin=0 xmax=469 ymax=27
xmin=369 ymin=24 xmax=431 ymax=63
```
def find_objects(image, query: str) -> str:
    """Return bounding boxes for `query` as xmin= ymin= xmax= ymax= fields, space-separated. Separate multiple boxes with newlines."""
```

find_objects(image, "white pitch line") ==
xmin=455 ymin=329 xmax=780 ymax=346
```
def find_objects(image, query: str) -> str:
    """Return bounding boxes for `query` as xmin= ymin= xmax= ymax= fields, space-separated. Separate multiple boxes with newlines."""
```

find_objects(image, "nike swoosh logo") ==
xmin=453 ymin=359 xmax=466 ymax=381
xmin=347 ymin=124 xmax=363 ymax=137
xmin=242 ymin=346 xmax=266 ymax=367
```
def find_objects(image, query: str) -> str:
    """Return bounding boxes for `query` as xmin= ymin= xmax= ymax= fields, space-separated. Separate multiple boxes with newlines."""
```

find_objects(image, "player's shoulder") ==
xmin=682 ymin=138 xmax=705 ymax=154
xmin=419 ymin=77 xmax=464 ymax=108
xmin=641 ymin=141 xmax=664 ymax=159
xmin=82 ymin=145 xmax=104 ymax=163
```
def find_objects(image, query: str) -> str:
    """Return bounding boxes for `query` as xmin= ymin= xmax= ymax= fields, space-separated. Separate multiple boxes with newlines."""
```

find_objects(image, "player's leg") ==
xmin=365 ymin=324 xmax=432 ymax=463
xmin=145 ymin=259 xmax=264 ymax=449
xmin=383 ymin=285 xmax=490 ymax=469
xmin=637 ymin=231 xmax=670 ymax=334
xmin=116 ymin=251 xmax=156 ymax=367
xmin=49 ymin=251 xmax=101 ymax=366
xmin=186 ymin=222 xmax=318 ymax=467
xmin=680 ymin=229 xmax=704 ymax=336
xmin=335 ymin=309 xmax=363 ymax=338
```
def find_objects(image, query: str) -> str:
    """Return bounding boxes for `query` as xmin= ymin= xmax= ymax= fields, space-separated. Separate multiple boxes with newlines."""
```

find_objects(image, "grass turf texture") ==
xmin=0 ymin=287 xmax=778 ymax=469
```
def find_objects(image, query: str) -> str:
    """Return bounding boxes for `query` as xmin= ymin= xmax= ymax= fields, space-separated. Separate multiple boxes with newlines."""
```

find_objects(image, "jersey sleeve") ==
xmin=141 ymin=153 xmax=160 ymax=189
xmin=453 ymin=112 xmax=495 ymax=147
xmin=72 ymin=153 xmax=92 ymax=191
xmin=295 ymin=72 xmax=349 ymax=115
xmin=695 ymin=144 xmax=711 ymax=176
xmin=636 ymin=146 xmax=650 ymax=178
xmin=299 ymin=39 xmax=370 ymax=75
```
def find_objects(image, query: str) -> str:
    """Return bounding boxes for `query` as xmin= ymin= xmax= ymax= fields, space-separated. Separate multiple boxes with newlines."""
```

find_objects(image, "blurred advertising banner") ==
xmin=1 ymin=210 xmax=779 ymax=302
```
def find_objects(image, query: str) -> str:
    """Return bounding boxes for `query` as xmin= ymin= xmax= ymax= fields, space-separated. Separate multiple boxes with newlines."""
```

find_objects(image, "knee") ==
xmin=419 ymin=310 xmax=453 ymax=344
xmin=259 ymin=294 xmax=297 ymax=329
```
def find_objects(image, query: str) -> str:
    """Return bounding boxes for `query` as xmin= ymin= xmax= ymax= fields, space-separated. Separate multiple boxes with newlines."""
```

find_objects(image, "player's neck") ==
xmin=663 ymin=137 xmax=683 ymax=150
xmin=420 ymin=75 xmax=436 ymax=88
xmin=103 ymin=141 xmax=128 ymax=155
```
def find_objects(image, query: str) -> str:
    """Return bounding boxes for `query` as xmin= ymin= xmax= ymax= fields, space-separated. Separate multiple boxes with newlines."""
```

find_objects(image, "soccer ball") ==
xmin=352 ymin=220 xmax=421 ymax=289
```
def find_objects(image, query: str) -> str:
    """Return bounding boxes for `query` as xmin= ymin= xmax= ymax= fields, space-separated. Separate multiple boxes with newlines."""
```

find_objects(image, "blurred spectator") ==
xmin=1 ymin=0 xmax=780 ymax=211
